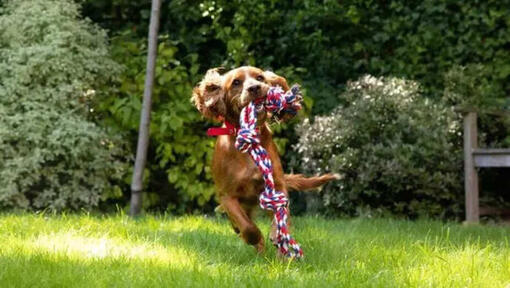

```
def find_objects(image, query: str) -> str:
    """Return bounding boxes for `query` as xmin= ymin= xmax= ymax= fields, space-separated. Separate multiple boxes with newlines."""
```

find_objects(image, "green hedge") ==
xmin=81 ymin=0 xmax=510 ymax=215
xmin=84 ymin=0 xmax=510 ymax=111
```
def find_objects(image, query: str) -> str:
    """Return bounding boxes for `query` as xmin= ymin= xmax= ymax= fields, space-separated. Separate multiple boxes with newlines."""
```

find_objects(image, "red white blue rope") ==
xmin=235 ymin=85 xmax=303 ymax=258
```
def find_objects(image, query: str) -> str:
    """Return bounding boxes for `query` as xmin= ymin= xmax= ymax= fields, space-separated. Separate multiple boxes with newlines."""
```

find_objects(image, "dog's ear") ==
xmin=263 ymin=71 xmax=290 ymax=91
xmin=192 ymin=68 xmax=226 ymax=120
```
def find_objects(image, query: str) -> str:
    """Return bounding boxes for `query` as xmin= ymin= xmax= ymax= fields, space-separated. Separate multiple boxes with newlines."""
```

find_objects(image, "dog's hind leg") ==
xmin=221 ymin=196 xmax=265 ymax=253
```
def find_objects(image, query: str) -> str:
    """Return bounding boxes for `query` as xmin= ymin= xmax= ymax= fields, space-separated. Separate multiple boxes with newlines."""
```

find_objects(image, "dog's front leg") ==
xmin=221 ymin=196 xmax=265 ymax=253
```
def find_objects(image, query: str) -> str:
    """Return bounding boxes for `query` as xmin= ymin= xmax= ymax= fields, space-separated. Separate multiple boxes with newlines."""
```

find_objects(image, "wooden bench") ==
xmin=463 ymin=111 xmax=510 ymax=222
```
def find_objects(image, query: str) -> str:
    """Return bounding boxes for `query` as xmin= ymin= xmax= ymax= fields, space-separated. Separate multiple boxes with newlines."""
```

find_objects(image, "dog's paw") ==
xmin=255 ymin=240 xmax=265 ymax=254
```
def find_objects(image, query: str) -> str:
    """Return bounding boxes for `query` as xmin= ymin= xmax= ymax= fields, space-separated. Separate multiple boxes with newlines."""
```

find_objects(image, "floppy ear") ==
xmin=191 ymin=68 xmax=226 ymax=120
xmin=263 ymin=71 xmax=290 ymax=91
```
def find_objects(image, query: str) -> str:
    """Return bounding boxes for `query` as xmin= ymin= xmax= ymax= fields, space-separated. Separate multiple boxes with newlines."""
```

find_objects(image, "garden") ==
xmin=0 ymin=0 xmax=509 ymax=286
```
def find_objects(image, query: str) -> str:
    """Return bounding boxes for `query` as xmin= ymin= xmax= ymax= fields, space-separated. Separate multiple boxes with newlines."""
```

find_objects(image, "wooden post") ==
xmin=130 ymin=0 xmax=162 ymax=217
xmin=464 ymin=112 xmax=479 ymax=223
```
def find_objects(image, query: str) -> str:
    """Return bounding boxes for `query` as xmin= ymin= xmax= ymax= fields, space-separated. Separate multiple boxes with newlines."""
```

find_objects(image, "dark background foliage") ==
xmin=83 ymin=0 xmax=510 ymax=110
xmin=29 ymin=0 xmax=508 ymax=215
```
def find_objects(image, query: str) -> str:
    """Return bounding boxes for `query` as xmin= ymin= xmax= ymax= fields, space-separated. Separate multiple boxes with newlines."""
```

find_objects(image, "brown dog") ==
xmin=192 ymin=66 xmax=338 ymax=255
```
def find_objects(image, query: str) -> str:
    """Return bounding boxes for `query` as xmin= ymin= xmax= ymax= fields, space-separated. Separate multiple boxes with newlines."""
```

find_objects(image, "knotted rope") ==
xmin=235 ymin=85 xmax=303 ymax=258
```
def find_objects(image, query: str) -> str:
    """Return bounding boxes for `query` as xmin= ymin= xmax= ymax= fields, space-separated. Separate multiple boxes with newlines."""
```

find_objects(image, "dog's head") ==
xmin=192 ymin=66 xmax=290 ymax=123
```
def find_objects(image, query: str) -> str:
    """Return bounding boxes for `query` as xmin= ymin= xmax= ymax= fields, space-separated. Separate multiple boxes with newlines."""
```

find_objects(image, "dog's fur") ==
xmin=192 ymin=66 xmax=338 ymax=254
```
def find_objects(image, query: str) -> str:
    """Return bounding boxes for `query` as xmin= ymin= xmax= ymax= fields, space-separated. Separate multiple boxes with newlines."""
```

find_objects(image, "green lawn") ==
xmin=0 ymin=213 xmax=509 ymax=287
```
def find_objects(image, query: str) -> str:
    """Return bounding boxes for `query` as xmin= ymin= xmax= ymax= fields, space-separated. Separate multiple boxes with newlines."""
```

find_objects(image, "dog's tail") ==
xmin=284 ymin=173 xmax=341 ymax=192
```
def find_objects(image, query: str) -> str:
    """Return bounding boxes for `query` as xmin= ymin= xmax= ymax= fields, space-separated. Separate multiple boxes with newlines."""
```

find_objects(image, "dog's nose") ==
xmin=248 ymin=85 xmax=261 ymax=94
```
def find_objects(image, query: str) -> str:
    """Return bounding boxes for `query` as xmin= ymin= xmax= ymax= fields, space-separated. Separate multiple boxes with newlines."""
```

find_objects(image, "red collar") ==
xmin=207 ymin=121 xmax=238 ymax=136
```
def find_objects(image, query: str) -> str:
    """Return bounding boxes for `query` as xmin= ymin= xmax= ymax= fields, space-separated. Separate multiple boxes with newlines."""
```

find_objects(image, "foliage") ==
xmin=81 ymin=0 xmax=510 ymax=132
xmin=2 ymin=213 xmax=510 ymax=287
xmin=296 ymin=76 xmax=463 ymax=218
xmin=443 ymin=64 xmax=508 ymax=110
xmin=442 ymin=65 xmax=510 ymax=208
xmin=79 ymin=0 xmax=510 ymax=215
xmin=84 ymin=0 xmax=510 ymax=112
xmin=98 ymin=34 xmax=216 ymax=212
xmin=81 ymin=0 xmax=510 ymax=122
xmin=0 ymin=0 xmax=128 ymax=210
xmin=443 ymin=64 xmax=510 ymax=148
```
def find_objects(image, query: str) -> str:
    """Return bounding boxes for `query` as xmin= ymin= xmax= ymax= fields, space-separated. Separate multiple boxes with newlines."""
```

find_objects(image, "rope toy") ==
xmin=235 ymin=84 xmax=303 ymax=258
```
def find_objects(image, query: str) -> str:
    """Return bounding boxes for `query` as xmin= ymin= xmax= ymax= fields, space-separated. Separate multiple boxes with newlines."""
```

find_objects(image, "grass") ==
xmin=0 ymin=213 xmax=509 ymax=287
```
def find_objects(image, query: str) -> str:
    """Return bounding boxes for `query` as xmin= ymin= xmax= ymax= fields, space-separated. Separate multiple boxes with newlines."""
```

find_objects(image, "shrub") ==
xmin=0 ymin=0 xmax=127 ymax=210
xmin=97 ymin=34 xmax=216 ymax=213
xmin=296 ymin=76 xmax=463 ymax=218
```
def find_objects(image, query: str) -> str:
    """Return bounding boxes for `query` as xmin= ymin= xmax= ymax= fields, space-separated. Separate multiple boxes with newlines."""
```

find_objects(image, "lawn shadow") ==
xmin=130 ymin=215 xmax=280 ymax=267
xmin=129 ymin=215 xmax=510 ymax=268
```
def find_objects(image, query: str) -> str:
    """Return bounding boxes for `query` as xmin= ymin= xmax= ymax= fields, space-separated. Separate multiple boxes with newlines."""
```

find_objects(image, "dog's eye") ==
xmin=256 ymin=75 xmax=264 ymax=81
xmin=232 ymin=79 xmax=241 ymax=86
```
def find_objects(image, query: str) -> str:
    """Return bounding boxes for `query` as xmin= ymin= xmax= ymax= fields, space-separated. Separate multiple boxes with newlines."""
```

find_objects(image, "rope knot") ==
xmin=235 ymin=127 xmax=260 ymax=153
xmin=259 ymin=190 xmax=289 ymax=210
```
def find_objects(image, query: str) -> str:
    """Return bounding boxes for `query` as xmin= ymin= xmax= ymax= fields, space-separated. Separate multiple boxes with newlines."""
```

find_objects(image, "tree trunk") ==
xmin=130 ymin=0 xmax=162 ymax=217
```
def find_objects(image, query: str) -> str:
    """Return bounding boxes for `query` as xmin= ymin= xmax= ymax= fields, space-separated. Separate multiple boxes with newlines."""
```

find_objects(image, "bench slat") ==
xmin=474 ymin=153 xmax=510 ymax=167
xmin=473 ymin=148 xmax=510 ymax=155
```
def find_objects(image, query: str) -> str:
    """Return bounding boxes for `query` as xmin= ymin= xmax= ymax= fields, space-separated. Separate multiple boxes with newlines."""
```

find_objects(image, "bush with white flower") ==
xmin=296 ymin=76 xmax=462 ymax=218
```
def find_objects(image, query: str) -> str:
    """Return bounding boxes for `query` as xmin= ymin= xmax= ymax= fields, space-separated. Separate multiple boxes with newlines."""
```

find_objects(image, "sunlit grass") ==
xmin=0 ymin=213 xmax=509 ymax=287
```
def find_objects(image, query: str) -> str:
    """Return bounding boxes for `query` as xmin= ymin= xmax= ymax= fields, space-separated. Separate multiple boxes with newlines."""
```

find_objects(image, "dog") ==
xmin=192 ymin=66 xmax=338 ymax=255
